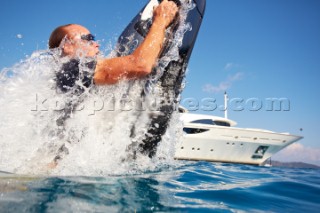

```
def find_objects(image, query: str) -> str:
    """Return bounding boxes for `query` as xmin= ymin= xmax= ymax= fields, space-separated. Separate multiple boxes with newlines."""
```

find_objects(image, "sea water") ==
xmin=0 ymin=162 xmax=319 ymax=212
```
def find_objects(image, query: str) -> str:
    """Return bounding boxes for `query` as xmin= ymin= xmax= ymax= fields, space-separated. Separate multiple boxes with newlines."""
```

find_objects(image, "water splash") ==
xmin=16 ymin=34 xmax=23 ymax=39
xmin=145 ymin=1 xmax=194 ymax=94
xmin=0 ymin=49 xmax=183 ymax=176
xmin=0 ymin=0 xmax=193 ymax=176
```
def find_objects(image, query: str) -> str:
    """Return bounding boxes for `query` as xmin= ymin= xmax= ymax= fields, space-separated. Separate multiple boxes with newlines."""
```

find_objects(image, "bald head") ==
xmin=48 ymin=24 xmax=90 ymax=49
xmin=49 ymin=24 xmax=71 ymax=49
xmin=49 ymin=24 xmax=99 ymax=57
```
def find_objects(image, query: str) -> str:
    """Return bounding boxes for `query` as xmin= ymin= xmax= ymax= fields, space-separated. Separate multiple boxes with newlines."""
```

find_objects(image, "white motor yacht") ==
xmin=175 ymin=97 xmax=303 ymax=165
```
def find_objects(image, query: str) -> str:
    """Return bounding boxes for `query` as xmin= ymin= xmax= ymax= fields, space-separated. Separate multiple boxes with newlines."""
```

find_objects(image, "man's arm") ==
xmin=94 ymin=0 xmax=178 ymax=85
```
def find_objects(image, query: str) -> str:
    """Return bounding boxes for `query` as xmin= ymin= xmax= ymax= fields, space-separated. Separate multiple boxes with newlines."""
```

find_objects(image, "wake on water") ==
xmin=0 ymin=1 xmax=194 ymax=176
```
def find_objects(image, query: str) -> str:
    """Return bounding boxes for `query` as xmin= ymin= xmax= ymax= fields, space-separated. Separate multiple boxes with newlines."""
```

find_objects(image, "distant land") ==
xmin=270 ymin=161 xmax=320 ymax=169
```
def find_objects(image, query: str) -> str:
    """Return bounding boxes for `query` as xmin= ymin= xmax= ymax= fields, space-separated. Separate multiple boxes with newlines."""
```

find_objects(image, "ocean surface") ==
xmin=1 ymin=161 xmax=319 ymax=213
xmin=0 ymin=1 xmax=318 ymax=211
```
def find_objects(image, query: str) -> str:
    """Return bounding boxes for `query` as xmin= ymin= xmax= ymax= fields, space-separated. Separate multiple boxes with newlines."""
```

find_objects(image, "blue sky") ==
xmin=1 ymin=0 xmax=319 ymax=163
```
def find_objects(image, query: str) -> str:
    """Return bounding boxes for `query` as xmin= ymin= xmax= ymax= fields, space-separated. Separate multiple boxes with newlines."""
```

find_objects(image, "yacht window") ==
xmin=190 ymin=119 xmax=214 ymax=125
xmin=190 ymin=119 xmax=231 ymax=127
xmin=213 ymin=121 xmax=231 ymax=127
xmin=183 ymin=128 xmax=209 ymax=134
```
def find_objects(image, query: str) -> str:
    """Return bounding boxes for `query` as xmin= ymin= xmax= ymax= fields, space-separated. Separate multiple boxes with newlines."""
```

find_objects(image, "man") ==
xmin=47 ymin=0 xmax=178 ymax=167
xmin=49 ymin=0 xmax=178 ymax=87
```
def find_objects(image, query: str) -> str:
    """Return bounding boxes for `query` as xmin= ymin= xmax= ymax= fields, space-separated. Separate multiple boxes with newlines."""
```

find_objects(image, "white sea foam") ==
xmin=0 ymin=0 xmax=193 ymax=176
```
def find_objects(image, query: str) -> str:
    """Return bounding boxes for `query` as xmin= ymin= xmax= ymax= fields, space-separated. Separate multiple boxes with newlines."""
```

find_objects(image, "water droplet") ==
xmin=16 ymin=34 xmax=23 ymax=39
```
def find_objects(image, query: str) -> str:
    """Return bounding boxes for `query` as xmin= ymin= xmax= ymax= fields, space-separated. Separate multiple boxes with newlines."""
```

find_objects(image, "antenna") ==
xmin=224 ymin=91 xmax=228 ymax=119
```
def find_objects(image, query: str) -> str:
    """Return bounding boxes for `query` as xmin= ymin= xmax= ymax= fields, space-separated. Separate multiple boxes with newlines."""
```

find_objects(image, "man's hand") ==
xmin=153 ymin=0 xmax=179 ymax=29
xmin=94 ymin=0 xmax=179 ymax=85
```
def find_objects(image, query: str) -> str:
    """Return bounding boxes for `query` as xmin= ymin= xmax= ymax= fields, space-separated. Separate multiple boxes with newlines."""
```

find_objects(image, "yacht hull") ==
xmin=175 ymin=125 xmax=302 ymax=165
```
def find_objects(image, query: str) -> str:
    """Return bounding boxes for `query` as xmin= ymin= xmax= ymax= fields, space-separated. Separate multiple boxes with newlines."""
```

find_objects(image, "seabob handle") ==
xmin=134 ymin=0 xmax=181 ymax=37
